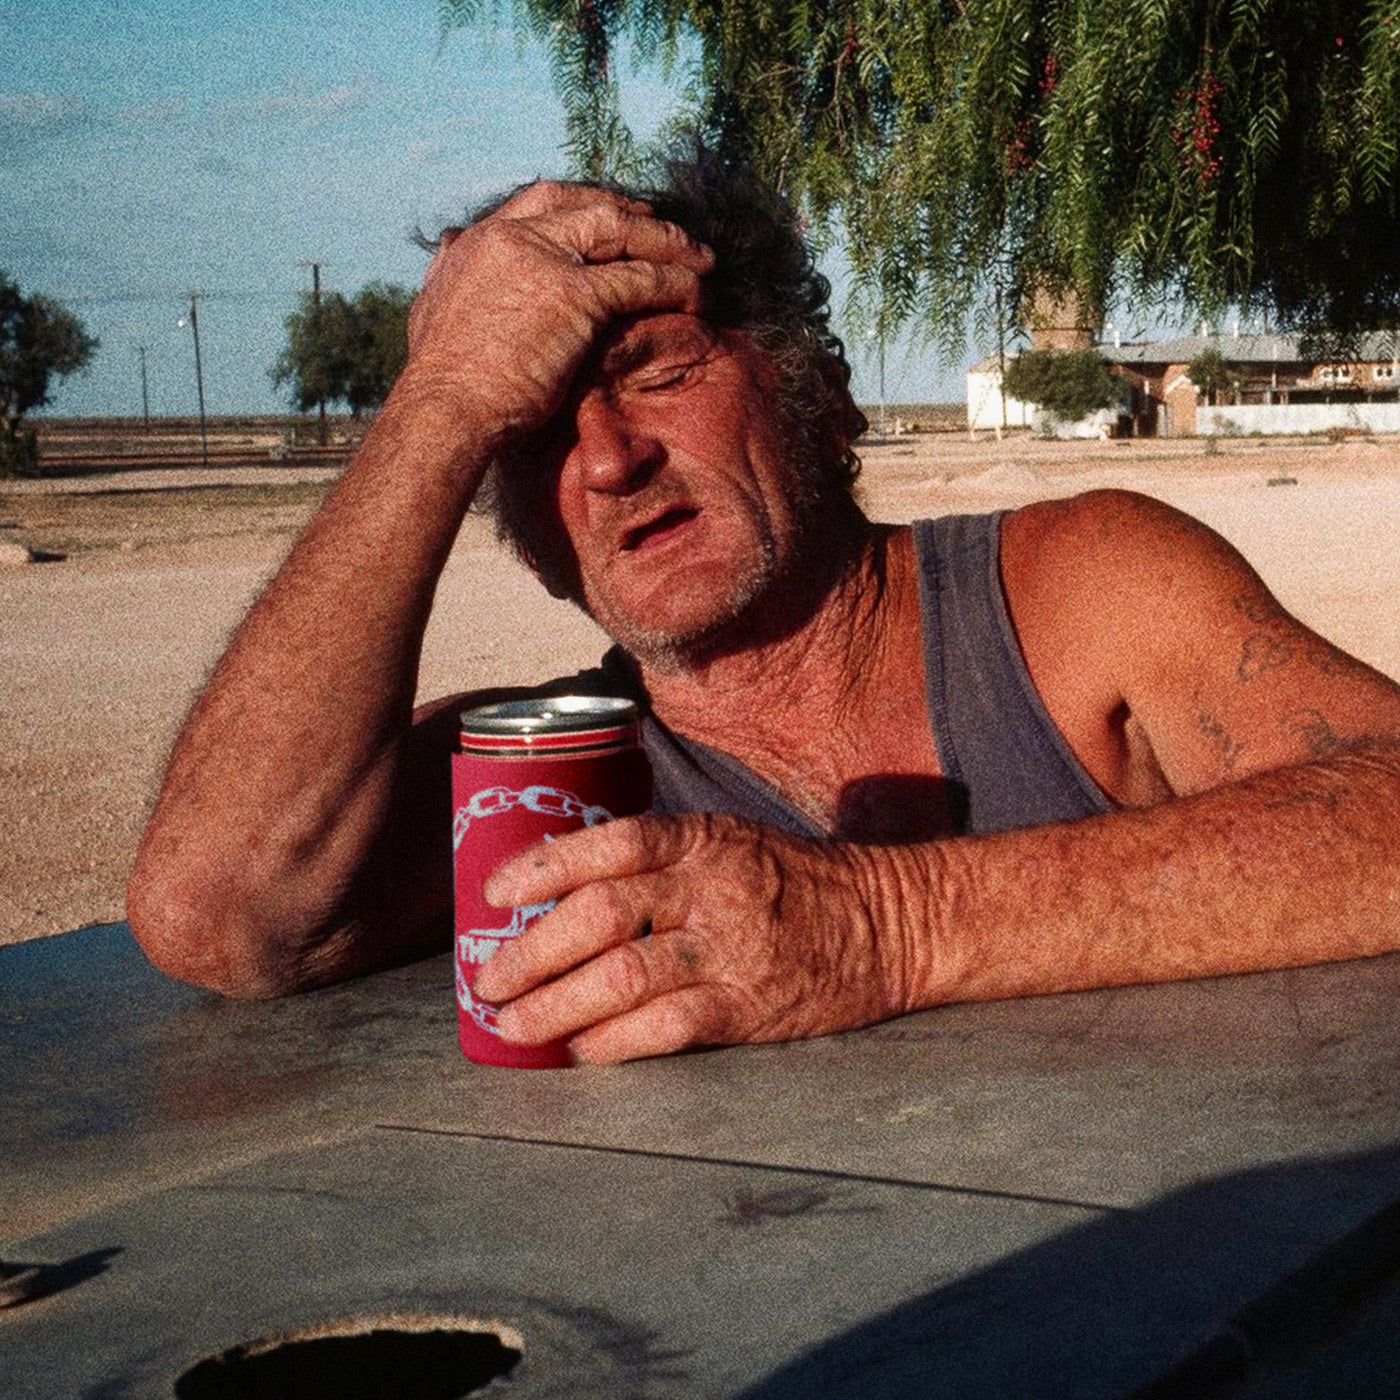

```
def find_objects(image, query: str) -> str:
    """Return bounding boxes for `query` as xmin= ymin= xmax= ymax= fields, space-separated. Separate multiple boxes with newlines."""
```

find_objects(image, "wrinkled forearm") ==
xmin=877 ymin=741 xmax=1400 ymax=1012
xmin=127 ymin=375 xmax=493 ymax=994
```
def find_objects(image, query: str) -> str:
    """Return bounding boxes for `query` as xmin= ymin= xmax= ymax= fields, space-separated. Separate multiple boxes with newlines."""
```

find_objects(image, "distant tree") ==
xmin=1004 ymin=349 xmax=1124 ymax=423
xmin=1187 ymin=347 xmax=1241 ymax=406
xmin=341 ymin=283 xmax=415 ymax=414
xmin=272 ymin=282 xmax=413 ymax=425
xmin=441 ymin=0 xmax=1400 ymax=347
xmin=0 ymin=272 xmax=99 ymax=476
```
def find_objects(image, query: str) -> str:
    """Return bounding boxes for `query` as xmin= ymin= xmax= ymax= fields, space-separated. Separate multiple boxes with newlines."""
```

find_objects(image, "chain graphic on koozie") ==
xmin=453 ymin=783 xmax=611 ymax=851
xmin=454 ymin=784 xmax=613 ymax=1034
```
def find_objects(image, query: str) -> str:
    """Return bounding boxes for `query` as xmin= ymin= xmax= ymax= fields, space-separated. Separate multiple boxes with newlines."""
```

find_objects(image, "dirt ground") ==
xmin=3 ymin=429 xmax=1399 ymax=947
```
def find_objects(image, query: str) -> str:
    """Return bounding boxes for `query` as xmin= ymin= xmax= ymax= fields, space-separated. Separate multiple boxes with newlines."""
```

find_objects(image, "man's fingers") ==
xmin=493 ymin=925 xmax=714 ymax=1050
xmin=556 ymin=203 xmax=713 ymax=274
xmin=496 ymin=180 xmax=651 ymax=224
xmin=484 ymin=814 xmax=698 ymax=908
xmin=580 ymin=257 xmax=709 ymax=321
xmin=475 ymin=874 xmax=653 ymax=1003
xmin=568 ymin=987 xmax=724 ymax=1064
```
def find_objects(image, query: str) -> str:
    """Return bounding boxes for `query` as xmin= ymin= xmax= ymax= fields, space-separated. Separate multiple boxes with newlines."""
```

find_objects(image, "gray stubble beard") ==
xmin=587 ymin=530 xmax=783 ymax=678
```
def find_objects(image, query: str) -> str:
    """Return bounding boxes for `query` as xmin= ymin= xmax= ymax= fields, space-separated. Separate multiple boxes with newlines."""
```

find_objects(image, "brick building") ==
xmin=968 ymin=331 xmax=1400 ymax=437
xmin=1105 ymin=331 xmax=1400 ymax=437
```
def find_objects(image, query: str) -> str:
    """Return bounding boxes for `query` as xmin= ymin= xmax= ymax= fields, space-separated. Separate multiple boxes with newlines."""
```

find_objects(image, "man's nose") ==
xmin=571 ymin=393 xmax=661 ymax=494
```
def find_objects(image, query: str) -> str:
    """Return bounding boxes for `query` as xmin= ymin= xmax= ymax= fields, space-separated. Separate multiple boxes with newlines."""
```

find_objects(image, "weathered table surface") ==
xmin=3 ymin=923 xmax=1399 ymax=1398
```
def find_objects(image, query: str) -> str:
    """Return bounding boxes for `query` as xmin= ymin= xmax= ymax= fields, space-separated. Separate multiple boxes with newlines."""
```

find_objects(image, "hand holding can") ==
xmin=452 ymin=695 xmax=652 ymax=1068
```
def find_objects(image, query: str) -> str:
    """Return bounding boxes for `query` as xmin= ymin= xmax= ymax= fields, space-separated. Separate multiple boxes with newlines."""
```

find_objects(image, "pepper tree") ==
xmin=439 ymin=0 xmax=1400 ymax=348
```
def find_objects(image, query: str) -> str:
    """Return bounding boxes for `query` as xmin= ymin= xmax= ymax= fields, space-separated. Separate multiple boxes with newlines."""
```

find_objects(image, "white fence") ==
xmin=1200 ymin=403 xmax=1400 ymax=436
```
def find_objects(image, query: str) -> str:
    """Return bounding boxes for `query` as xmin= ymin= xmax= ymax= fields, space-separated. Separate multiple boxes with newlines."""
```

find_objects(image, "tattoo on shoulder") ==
xmin=1232 ymin=590 xmax=1295 ymax=682
xmin=1232 ymin=590 xmax=1367 ymax=684
xmin=1196 ymin=711 xmax=1242 ymax=774
xmin=1303 ymin=638 xmax=1368 ymax=680
xmin=1281 ymin=708 xmax=1376 ymax=761
xmin=1232 ymin=593 xmax=1287 ymax=628
xmin=1237 ymin=633 xmax=1295 ymax=682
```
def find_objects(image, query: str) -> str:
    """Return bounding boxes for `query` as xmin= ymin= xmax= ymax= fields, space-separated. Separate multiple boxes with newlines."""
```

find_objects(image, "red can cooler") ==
xmin=452 ymin=695 xmax=653 ymax=1068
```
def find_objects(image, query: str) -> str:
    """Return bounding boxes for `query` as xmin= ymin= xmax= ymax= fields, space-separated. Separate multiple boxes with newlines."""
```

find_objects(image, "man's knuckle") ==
xmin=667 ymin=933 xmax=706 ymax=977
xmin=608 ymin=939 xmax=654 ymax=1003
xmin=648 ymin=993 xmax=709 ymax=1052
xmin=576 ymin=879 xmax=628 ymax=931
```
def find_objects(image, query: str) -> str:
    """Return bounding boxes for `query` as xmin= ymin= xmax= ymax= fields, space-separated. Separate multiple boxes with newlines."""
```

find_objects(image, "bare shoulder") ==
xmin=1001 ymin=489 xmax=1400 ymax=797
xmin=1002 ymin=488 xmax=1232 ymax=584
xmin=999 ymin=490 xmax=1224 ymax=688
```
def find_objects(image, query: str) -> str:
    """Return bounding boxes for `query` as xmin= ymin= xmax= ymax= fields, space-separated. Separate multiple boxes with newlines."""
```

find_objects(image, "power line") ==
xmin=50 ymin=288 xmax=302 ymax=307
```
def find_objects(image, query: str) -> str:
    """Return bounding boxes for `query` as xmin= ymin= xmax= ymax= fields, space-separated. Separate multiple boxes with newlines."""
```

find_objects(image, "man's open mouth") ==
xmin=620 ymin=506 xmax=700 ymax=553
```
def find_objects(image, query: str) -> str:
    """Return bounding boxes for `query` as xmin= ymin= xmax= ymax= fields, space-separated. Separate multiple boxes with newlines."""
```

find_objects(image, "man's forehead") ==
xmin=597 ymin=312 xmax=721 ymax=371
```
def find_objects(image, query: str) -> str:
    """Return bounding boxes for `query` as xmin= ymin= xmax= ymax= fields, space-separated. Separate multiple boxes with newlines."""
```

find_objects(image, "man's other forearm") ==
xmin=887 ymin=742 xmax=1400 ymax=1012
xmin=128 ymin=375 xmax=495 ymax=995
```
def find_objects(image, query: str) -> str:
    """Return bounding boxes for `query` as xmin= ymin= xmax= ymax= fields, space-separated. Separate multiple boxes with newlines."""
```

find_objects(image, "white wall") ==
xmin=1032 ymin=406 xmax=1120 ymax=439
xmin=966 ymin=370 xmax=1034 ymax=430
xmin=1200 ymin=403 xmax=1400 ymax=436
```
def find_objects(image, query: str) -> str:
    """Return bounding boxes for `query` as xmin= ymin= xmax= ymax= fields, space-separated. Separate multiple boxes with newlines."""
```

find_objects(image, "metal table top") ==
xmin=3 ymin=923 xmax=1399 ymax=1398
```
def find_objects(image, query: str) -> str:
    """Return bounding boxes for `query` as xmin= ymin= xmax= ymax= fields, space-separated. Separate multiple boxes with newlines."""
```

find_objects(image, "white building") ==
xmin=966 ymin=360 xmax=1035 ymax=431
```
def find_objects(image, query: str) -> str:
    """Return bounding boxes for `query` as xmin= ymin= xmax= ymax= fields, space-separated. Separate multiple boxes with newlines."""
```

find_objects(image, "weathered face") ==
xmin=535 ymin=312 xmax=822 ymax=669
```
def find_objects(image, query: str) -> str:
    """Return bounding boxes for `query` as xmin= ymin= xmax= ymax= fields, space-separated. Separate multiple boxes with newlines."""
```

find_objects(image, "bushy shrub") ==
xmin=1004 ymin=350 xmax=1123 ymax=422
xmin=0 ymin=430 xmax=38 ymax=479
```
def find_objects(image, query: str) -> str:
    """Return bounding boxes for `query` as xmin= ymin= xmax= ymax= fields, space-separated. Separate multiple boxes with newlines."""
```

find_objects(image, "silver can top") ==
xmin=460 ymin=694 xmax=638 ymax=736
xmin=459 ymin=695 xmax=641 ymax=753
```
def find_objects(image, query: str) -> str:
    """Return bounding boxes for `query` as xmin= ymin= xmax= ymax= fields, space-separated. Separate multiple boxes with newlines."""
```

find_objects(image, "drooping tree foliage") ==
xmin=0 ymin=272 xmax=98 ymax=475
xmin=272 ymin=283 xmax=414 ymax=420
xmin=439 ymin=0 xmax=1400 ymax=349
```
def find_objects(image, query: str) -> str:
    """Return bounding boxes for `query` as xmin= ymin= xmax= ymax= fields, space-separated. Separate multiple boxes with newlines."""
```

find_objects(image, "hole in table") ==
xmin=173 ymin=1315 xmax=523 ymax=1399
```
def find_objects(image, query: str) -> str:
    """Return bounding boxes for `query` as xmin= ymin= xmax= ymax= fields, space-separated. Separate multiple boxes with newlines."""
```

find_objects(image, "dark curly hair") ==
xmin=442 ymin=145 xmax=867 ymax=597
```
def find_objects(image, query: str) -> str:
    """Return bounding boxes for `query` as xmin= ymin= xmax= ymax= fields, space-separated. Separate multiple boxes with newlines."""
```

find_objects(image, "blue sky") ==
xmin=2 ymin=0 xmax=968 ymax=418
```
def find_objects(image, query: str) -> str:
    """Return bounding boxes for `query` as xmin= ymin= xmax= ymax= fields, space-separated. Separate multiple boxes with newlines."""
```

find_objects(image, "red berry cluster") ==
xmin=1005 ymin=53 xmax=1058 ymax=176
xmin=1171 ymin=68 xmax=1224 ymax=187
xmin=1006 ymin=114 xmax=1036 ymax=173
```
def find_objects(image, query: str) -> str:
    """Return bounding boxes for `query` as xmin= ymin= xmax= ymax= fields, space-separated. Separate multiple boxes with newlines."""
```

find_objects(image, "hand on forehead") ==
xmin=441 ymin=180 xmax=710 ymax=277
xmin=495 ymin=179 xmax=653 ymax=223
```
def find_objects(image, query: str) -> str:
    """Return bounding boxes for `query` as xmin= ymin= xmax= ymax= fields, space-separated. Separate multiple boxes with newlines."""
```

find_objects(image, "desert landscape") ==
xmin=3 ymin=422 xmax=1399 ymax=948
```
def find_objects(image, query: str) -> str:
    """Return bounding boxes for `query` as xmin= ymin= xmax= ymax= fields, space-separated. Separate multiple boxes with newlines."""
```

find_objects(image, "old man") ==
xmin=128 ymin=152 xmax=1400 ymax=1063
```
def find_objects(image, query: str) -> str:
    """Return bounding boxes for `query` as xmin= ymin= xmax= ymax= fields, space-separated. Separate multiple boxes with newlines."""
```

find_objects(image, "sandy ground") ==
xmin=3 ymin=432 xmax=1399 ymax=947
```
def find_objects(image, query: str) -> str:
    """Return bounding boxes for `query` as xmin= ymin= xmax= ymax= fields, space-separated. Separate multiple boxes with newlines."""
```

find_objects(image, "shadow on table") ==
xmin=739 ymin=1142 xmax=1400 ymax=1400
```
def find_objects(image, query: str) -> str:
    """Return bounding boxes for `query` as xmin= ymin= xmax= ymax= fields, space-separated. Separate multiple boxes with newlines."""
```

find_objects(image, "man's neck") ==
xmin=633 ymin=517 xmax=930 ymax=821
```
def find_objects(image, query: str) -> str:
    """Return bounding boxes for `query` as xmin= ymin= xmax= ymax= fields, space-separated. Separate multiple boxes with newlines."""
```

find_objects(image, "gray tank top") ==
xmin=604 ymin=512 xmax=1113 ymax=839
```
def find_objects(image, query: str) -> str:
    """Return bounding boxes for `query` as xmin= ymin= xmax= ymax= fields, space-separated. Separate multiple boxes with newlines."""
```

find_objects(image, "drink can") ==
xmin=452 ymin=695 xmax=653 ymax=1068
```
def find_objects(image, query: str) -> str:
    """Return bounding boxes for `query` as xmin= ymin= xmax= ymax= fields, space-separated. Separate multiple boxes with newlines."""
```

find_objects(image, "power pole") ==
xmin=995 ymin=279 xmax=1008 ymax=442
xmin=181 ymin=293 xmax=209 ymax=468
xmin=135 ymin=346 xmax=150 ymax=427
xmin=877 ymin=334 xmax=887 ymax=436
xmin=298 ymin=260 xmax=331 ymax=444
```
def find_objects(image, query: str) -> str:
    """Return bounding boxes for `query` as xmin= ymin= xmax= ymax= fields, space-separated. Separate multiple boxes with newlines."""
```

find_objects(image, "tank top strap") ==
xmin=913 ymin=513 xmax=1113 ymax=835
